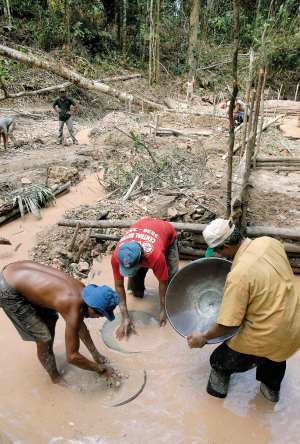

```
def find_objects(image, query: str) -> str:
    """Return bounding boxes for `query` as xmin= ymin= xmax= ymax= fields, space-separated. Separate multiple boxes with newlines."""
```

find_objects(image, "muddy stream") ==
xmin=0 ymin=131 xmax=300 ymax=444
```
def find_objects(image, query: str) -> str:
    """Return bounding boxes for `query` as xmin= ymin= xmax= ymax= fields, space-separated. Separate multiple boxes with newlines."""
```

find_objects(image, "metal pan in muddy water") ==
xmin=101 ymin=310 xmax=159 ymax=353
xmin=166 ymin=258 xmax=240 ymax=343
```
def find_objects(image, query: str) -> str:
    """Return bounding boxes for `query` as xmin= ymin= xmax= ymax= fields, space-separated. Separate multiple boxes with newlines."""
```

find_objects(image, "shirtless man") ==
xmin=0 ymin=261 xmax=120 ymax=387
xmin=0 ymin=117 xmax=16 ymax=149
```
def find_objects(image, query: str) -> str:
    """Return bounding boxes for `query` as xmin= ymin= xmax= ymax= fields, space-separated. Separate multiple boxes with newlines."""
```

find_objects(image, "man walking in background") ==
xmin=53 ymin=87 xmax=79 ymax=145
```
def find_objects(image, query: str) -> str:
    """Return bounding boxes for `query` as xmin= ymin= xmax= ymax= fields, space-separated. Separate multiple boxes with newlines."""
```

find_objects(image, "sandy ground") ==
xmin=1 ymin=174 xmax=300 ymax=444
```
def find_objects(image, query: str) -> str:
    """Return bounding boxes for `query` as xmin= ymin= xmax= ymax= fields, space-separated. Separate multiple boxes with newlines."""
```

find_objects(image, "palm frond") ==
xmin=9 ymin=183 xmax=56 ymax=221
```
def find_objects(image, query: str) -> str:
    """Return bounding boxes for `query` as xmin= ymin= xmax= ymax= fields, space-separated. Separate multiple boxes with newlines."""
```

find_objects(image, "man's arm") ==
xmin=65 ymin=309 xmax=119 ymax=380
xmin=114 ymin=278 xmax=135 ymax=339
xmin=68 ymin=103 xmax=78 ymax=115
xmin=79 ymin=321 xmax=106 ymax=364
xmin=186 ymin=323 xmax=237 ymax=349
xmin=158 ymin=279 xmax=168 ymax=327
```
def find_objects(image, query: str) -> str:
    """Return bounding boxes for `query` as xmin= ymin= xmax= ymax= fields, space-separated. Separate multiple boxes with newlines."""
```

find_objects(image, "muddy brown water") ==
xmin=1 ymin=131 xmax=300 ymax=443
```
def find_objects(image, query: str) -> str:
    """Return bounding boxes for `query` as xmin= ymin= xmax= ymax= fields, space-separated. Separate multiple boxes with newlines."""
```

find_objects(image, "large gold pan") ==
xmin=166 ymin=258 xmax=240 ymax=344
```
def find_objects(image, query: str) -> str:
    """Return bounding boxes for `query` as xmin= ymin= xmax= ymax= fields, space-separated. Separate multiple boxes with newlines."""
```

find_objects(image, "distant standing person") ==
xmin=0 ymin=117 xmax=16 ymax=149
xmin=0 ymin=260 xmax=120 ymax=388
xmin=53 ymin=87 xmax=79 ymax=145
xmin=184 ymin=76 xmax=195 ymax=101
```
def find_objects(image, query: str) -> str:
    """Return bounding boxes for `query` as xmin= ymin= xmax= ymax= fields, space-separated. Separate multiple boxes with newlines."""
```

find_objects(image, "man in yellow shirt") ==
xmin=186 ymin=219 xmax=300 ymax=402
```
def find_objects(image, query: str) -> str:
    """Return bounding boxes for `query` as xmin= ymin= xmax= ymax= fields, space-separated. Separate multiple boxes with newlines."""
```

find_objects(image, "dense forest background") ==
xmin=0 ymin=0 xmax=300 ymax=95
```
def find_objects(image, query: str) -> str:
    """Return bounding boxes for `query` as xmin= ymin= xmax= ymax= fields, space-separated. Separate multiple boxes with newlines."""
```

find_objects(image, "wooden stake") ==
xmin=295 ymin=84 xmax=299 ymax=101
xmin=69 ymin=222 xmax=81 ymax=252
xmin=76 ymin=228 xmax=92 ymax=262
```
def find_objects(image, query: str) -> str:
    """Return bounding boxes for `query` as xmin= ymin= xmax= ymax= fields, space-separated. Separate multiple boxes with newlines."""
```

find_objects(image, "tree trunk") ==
xmin=122 ymin=0 xmax=127 ymax=57
xmin=4 ymin=0 xmax=12 ymax=27
xmin=185 ymin=0 xmax=201 ymax=78
xmin=155 ymin=0 xmax=161 ymax=83
xmin=65 ymin=0 xmax=71 ymax=52
xmin=227 ymin=0 xmax=240 ymax=218
xmin=0 ymin=44 xmax=165 ymax=111
xmin=148 ymin=0 xmax=154 ymax=84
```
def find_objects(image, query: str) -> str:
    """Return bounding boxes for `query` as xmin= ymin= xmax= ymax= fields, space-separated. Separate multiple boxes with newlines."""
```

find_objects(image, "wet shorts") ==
xmin=0 ymin=268 xmax=59 ymax=342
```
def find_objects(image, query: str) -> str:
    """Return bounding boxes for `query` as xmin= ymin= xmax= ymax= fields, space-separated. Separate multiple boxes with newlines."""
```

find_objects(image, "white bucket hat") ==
xmin=203 ymin=219 xmax=235 ymax=258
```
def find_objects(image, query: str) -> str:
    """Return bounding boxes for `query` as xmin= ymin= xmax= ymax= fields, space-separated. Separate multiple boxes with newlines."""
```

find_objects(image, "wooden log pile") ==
xmin=264 ymin=100 xmax=300 ymax=117
xmin=58 ymin=218 xmax=300 ymax=274
xmin=253 ymin=156 xmax=300 ymax=171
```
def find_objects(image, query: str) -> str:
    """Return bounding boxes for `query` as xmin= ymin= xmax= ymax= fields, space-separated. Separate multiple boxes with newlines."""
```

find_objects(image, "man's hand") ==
xmin=115 ymin=316 xmax=136 ymax=340
xmin=92 ymin=351 xmax=107 ymax=365
xmin=99 ymin=364 xmax=121 ymax=383
xmin=186 ymin=332 xmax=208 ymax=349
xmin=159 ymin=308 xmax=167 ymax=327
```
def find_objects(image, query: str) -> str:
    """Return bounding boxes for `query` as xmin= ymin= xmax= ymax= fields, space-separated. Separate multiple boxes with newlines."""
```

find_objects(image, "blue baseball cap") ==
xmin=117 ymin=241 xmax=142 ymax=277
xmin=83 ymin=284 xmax=119 ymax=321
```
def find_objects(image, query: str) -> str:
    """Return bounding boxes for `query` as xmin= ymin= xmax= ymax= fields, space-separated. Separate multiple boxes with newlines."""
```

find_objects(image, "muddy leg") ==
xmin=36 ymin=320 xmax=70 ymax=388
xmin=127 ymin=267 xmax=149 ymax=298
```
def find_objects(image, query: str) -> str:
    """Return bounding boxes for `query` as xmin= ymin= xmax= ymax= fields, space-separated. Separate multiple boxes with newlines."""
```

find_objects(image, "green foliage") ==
xmin=0 ymin=58 xmax=22 ymax=79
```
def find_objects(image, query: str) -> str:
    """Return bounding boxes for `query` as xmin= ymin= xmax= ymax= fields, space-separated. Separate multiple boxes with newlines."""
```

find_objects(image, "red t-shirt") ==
xmin=111 ymin=218 xmax=177 ymax=281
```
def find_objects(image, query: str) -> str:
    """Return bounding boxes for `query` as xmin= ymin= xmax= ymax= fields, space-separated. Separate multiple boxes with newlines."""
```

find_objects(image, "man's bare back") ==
xmin=4 ymin=260 xmax=84 ymax=317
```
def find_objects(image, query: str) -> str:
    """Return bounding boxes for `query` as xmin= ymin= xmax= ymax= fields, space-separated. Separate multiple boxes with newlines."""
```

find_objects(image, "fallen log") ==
xmin=163 ymin=109 xmax=228 ymax=119
xmin=58 ymin=219 xmax=208 ymax=233
xmin=255 ymin=156 xmax=300 ymax=163
xmin=255 ymin=166 xmax=300 ymax=171
xmin=147 ymin=123 xmax=211 ymax=137
xmin=91 ymin=233 xmax=122 ymax=241
xmin=0 ymin=44 xmax=164 ymax=111
xmin=58 ymin=219 xmax=300 ymax=240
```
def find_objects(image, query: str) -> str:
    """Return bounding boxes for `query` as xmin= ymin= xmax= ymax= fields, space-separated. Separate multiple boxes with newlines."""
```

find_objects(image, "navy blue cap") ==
xmin=83 ymin=284 xmax=119 ymax=321
xmin=117 ymin=241 xmax=142 ymax=277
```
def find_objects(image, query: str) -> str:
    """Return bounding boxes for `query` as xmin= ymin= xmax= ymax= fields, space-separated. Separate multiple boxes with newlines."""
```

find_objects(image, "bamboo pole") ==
xmin=241 ymin=48 xmax=254 ymax=156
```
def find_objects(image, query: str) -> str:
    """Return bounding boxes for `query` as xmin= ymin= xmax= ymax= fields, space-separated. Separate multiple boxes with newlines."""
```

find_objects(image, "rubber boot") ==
xmin=206 ymin=368 xmax=230 ymax=399
xmin=260 ymin=382 xmax=280 ymax=403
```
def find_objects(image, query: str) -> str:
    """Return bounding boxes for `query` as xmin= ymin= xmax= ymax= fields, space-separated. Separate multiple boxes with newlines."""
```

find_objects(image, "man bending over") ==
xmin=0 ymin=261 xmax=120 ymax=387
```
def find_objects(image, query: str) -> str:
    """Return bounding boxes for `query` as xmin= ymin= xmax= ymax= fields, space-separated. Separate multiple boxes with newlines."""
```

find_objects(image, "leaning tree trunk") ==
xmin=0 ymin=44 xmax=165 ymax=111
xmin=185 ymin=0 xmax=201 ymax=78
xmin=227 ymin=0 xmax=240 ymax=218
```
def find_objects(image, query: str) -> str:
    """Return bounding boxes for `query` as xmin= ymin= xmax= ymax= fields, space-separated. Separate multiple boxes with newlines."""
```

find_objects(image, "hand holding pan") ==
xmin=166 ymin=258 xmax=240 ymax=343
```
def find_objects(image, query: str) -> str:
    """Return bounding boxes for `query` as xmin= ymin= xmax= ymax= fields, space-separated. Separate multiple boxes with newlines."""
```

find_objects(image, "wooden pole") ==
xmin=58 ymin=218 xmax=300 ymax=240
xmin=253 ymin=24 xmax=269 ymax=168
xmin=241 ymin=48 xmax=255 ymax=157
xmin=76 ymin=228 xmax=92 ymax=262
xmin=227 ymin=0 xmax=240 ymax=218
xmin=68 ymin=222 xmax=81 ymax=252
xmin=295 ymin=84 xmax=299 ymax=101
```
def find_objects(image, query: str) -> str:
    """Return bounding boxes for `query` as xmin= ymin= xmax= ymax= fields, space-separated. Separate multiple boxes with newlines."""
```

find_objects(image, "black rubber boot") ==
xmin=260 ymin=382 xmax=280 ymax=402
xmin=206 ymin=368 xmax=230 ymax=399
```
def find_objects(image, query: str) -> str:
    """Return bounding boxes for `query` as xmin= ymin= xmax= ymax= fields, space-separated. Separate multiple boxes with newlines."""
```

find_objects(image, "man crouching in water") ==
xmin=0 ymin=261 xmax=120 ymax=388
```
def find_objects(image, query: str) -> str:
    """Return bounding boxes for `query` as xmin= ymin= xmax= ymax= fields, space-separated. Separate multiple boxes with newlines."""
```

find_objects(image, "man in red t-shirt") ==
xmin=111 ymin=218 xmax=179 ymax=338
